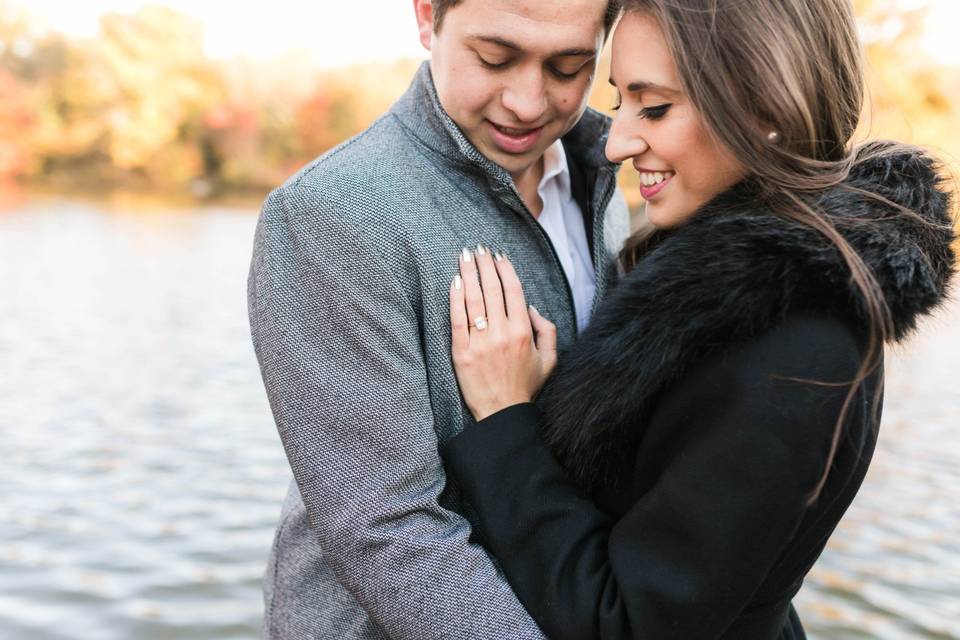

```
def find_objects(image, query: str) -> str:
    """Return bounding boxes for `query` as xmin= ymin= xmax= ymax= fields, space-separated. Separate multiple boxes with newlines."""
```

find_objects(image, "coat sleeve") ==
xmin=248 ymin=186 xmax=545 ymax=640
xmin=442 ymin=321 xmax=862 ymax=640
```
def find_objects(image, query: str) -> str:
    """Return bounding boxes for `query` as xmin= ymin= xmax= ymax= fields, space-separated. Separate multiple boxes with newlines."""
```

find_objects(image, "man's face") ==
xmin=416 ymin=0 xmax=608 ymax=181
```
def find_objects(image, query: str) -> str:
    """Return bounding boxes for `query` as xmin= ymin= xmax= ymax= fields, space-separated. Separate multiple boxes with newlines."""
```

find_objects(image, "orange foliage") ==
xmin=0 ymin=68 xmax=35 ymax=178
xmin=0 ymin=2 xmax=956 ymax=204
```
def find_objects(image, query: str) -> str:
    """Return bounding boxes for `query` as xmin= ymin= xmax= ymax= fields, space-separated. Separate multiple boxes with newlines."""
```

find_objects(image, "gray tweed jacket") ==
xmin=248 ymin=61 xmax=629 ymax=639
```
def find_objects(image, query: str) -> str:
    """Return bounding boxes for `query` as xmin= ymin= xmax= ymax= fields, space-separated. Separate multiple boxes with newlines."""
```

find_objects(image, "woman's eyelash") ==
xmin=640 ymin=104 xmax=672 ymax=120
xmin=611 ymin=99 xmax=671 ymax=118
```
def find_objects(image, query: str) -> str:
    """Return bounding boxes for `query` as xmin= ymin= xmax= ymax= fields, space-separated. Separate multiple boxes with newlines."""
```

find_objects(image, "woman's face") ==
xmin=605 ymin=12 xmax=746 ymax=229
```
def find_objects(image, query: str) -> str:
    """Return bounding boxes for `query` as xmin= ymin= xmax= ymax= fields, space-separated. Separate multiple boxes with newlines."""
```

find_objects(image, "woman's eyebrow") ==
xmin=608 ymin=77 xmax=680 ymax=94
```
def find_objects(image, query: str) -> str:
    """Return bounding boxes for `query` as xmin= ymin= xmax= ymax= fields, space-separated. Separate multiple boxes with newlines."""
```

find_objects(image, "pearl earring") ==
xmin=767 ymin=130 xmax=782 ymax=144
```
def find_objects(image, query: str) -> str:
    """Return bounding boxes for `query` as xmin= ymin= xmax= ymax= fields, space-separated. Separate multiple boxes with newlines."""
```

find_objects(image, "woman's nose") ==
xmin=605 ymin=115 xmax=649 ymax=163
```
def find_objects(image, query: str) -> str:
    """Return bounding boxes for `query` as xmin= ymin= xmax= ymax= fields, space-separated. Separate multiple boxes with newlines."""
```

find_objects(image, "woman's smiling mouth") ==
xmin=638 ymin=170 xmax=675 ymax=199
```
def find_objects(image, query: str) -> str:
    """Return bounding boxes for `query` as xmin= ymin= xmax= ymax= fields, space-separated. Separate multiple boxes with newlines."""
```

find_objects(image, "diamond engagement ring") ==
xmin=473 ymin=316 xmax=488 ymax=331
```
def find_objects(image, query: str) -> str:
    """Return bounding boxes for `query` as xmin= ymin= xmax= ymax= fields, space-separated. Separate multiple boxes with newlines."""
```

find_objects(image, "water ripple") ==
xmin=1 ymin=199 xmax=958 ymax=638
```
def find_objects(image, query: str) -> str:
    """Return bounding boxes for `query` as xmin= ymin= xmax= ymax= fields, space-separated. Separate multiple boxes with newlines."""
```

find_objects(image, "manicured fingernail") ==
xmin=461 ymin=248 xmax=472 ymax=263
xmin=529 ymin=305 xmax=538 ymax=315
xmin=494 ymin=250 xmax=504 ymax=262
xmin=476 ymin=244 xmax=486 ymax=256
xmin=453 ymin=275 xmax=462 ymax=290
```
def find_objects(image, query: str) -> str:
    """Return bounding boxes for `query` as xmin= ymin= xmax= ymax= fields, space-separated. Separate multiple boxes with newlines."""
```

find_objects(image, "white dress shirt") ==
xmin=534 ymin=139 xmax=597 ymax=333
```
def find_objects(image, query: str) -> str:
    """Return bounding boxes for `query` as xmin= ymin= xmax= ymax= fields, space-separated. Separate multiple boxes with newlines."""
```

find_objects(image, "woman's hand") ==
xmin=449 ymin=245 xmax=557 ymax=422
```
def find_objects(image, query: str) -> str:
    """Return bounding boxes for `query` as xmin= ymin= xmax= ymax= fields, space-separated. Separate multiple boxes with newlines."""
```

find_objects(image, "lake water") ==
xmin=1 ymin=196 xmax=957 ymax=639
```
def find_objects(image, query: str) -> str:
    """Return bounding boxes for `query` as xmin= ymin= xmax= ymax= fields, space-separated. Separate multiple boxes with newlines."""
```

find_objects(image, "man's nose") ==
xmin=605 ymin=113 xmax=649 ymax=163
xmin=501 ymin=67 xmax=548 ymax=124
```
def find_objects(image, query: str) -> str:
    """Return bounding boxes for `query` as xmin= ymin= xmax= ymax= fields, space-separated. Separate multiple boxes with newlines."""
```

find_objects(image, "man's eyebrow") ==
xmin=608 ymin=77 xmax=680 ymax=94
xmin=469 ymin=35 xmax=596 ymax=57
xmin=555 ymin=48 xmax=598 ymax=57
xmin=469 ymin=35 xmax=522 ymax=51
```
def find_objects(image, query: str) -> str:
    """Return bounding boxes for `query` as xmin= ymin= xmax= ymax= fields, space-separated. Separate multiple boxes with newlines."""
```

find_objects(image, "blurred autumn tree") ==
xmin=94 ymin=7 xmax=225 ymax=185
xmin=0 ymin=2 xmax=40 ymax=180
xmin=855 ymin=0 xmax=959 ymax=168
xmin=294 ymin=60 xmax=422 ymax=160
xmin=0 ymin=1 xmax=957 ymax=202
xmin=0 ymin=3 xmax=422 ymax=193
xmin=1 ymin=5 xmax=229 ymax=189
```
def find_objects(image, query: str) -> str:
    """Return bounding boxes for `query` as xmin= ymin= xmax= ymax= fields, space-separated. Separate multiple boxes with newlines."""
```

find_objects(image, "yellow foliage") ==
xmin=94 ymin=7 xmax=225 ymax=175
xmin=0 ymin=0 xmax=957 ymax=207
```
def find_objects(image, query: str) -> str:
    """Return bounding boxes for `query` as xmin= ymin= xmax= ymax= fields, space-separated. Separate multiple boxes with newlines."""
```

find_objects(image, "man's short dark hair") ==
xmin=432 ymin=0 xmax=622 ymax=35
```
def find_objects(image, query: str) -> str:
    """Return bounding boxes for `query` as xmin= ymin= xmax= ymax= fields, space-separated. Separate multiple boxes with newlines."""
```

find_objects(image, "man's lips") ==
xmin=486 ymin=120 xmax=544 ymax=154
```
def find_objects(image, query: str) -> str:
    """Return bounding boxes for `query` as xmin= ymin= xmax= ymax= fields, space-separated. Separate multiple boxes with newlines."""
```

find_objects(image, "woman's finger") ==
xmin=494 ymin=253 xmax=528 ymax=322
xmin=529 ymin=305 xmax=558 ymax=371
xmin=529 ymin=305 xmax=557 ymax=354
xmin=450 ymin=274 xmax=469 ymax=357
xmin=474 ymin=244 xmax=505 ymax=323
xmin=458 ymin=247 xmax=487 ymax=334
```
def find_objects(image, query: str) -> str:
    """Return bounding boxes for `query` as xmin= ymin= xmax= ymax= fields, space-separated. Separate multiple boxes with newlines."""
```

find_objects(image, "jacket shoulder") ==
xmin=280 ymin=113 xmax=440 ymax=217
xmin=642 ymin=311 xmax=875 ymax=498
xmin=729 ymin=311 xmax=867 ymax=382
xmin=644 ymin=311 xmax=869 ymax=420
xmin=259 ymin=113 xmax=445 ymax=240
xmin=284 ymin=114 xmax=406 ymax=188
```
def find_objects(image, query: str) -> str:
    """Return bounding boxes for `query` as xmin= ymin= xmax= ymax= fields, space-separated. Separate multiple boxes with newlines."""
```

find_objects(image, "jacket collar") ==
xmin=537 ymin=142 xmax=956 ymax=488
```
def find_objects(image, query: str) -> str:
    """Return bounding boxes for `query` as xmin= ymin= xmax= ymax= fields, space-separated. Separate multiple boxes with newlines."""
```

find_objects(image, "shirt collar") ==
xmin=539 ymin=138 xmax=571 ymax=195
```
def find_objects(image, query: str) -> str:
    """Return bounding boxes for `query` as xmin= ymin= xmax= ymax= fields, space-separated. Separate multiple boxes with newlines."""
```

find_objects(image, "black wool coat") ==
xmin=443 ymin=143 xmax=956 ymax=640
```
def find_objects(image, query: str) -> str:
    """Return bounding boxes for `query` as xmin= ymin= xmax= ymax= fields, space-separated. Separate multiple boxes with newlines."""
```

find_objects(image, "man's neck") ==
xmin=512 ymin=156 xmax=546 ymax=219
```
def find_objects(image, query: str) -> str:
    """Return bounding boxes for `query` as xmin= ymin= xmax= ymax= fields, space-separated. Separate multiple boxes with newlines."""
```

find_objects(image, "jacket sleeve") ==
xmin=442 ymin=325 xmax=861 ymax=640
xmin=248 ymin=186 xmax=545 ymax=640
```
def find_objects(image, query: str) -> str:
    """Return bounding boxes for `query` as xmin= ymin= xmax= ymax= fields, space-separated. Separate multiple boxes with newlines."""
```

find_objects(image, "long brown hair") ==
xmin=619 ymin=0 xmax=951 ymax=503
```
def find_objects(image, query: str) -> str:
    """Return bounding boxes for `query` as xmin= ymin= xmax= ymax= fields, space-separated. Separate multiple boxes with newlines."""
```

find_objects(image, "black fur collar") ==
xmin=538 ymin=142 xmax=956 ymax=488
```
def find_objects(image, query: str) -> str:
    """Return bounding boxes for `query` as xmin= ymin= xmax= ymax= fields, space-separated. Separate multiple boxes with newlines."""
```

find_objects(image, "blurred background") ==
xmin=0 ymin=1 xmax=957 ymax=638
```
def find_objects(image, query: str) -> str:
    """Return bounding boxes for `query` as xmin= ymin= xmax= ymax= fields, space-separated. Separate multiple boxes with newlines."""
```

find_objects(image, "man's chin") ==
xmin=478 ymin=142 xmax=546 ymax=178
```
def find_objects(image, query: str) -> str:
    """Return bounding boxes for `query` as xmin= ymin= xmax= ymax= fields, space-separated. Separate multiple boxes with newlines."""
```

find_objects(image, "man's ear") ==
xmin=413 ymin=0 xmax=434 ymax=51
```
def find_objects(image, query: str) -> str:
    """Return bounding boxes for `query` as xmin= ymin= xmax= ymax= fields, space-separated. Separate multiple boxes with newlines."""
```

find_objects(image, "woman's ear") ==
xmin=755 ymin=118 xmax=783 ymax=146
